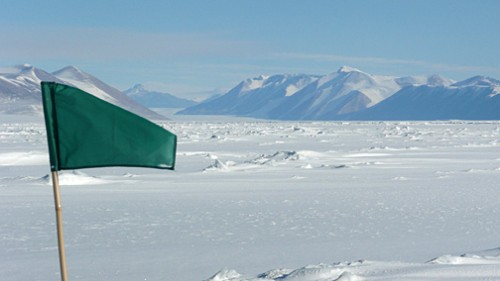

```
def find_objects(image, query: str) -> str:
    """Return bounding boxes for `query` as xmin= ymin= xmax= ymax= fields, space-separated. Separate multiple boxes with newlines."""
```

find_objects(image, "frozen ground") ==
xmin=0 ymin=114 xmax=499 ymax=280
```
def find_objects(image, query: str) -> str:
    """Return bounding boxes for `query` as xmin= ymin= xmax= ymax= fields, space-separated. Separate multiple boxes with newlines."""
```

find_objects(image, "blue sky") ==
xmin=1 ymin=0 xmax=499 ymax=99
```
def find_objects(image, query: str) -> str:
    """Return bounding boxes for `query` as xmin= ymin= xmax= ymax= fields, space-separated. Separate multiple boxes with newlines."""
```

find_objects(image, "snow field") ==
xmin=0 ymin=116 xmax=499 ymax=280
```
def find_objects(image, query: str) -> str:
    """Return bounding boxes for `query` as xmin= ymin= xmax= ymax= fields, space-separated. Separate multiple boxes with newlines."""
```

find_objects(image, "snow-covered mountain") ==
xmin=123 ymin=84 xmax=197 ymax=108
xmin=267 ymin=66 xmax=403 ymax=119
xmin=177 ymin=66 xmax=462 ymax=120
xmin=349 ymin=75 xmax=500 ymax=120
xmin=0 ymin=64 xmax=166 ymax=119
xmin=177 ymin=73 xmax=320 ymax=118
xmin=0 ymin=64 xmax=65 ymax=115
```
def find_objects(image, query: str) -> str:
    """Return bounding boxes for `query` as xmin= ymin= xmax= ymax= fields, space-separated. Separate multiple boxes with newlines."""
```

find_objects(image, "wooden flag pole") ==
xmin=51 ymin=171 xmax=69 ymax=281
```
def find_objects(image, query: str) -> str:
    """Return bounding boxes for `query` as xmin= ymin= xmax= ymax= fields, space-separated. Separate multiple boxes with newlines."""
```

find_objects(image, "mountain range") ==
xmin=123 ymin=84 xmax=198 ymax=108
xmin=0 ymin=64 xmax=168 ymax=119
xmin=178 ymin=66 xmax=499 ymax=120
xmin=1 ymin=64 xmax=498 ymax=120
xmin=348 ymin=76 xmax=500 ymax=120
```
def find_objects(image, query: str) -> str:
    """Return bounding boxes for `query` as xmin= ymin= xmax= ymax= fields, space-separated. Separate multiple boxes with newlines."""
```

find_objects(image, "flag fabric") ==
xmin=41 ymin=82 xmax=176 ymax=171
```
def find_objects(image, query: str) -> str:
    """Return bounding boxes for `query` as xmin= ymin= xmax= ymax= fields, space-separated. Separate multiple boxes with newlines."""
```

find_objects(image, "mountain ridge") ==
xmin=178 ymin=66 xmax=493 ymax=120
xmin=348 ymin=83 xmax=500 ymax=120
xmin=0 ymin=64 xmax=166 ymax=119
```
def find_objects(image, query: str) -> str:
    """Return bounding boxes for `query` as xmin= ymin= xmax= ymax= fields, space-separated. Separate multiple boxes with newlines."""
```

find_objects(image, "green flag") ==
xmin=41 ymin=81 xmax=176 ymax=171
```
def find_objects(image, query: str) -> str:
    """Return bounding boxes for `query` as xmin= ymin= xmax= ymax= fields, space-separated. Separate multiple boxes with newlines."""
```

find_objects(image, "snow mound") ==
xmin=203 ymin=159 xmax=231 ymax=172
xmin=276 ymin=264 xmax=344 ymax=280
xmin=251 ymin=151 xmax=299 ymax=165
xmin=205 ymin=268 xmax=242 ymax=281
xmin=45 ymin=171 xmax=110 ymax=186
xmin=257 ymin=268 xmax=293 ymax=279
xmin=203 ymin=151 xmax=300 ymax=172
xmin=206 ymin=263 xmax=365 ymax=281
xmin=428 ymin=253 xmax=500 ymax=265
xmin=205 ymin=253 xmax=500 ymax=280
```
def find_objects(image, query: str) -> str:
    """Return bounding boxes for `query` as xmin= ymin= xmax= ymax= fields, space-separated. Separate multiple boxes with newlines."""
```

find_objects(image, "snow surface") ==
xmin=1 ymin=114 xmax=499 ymax=280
